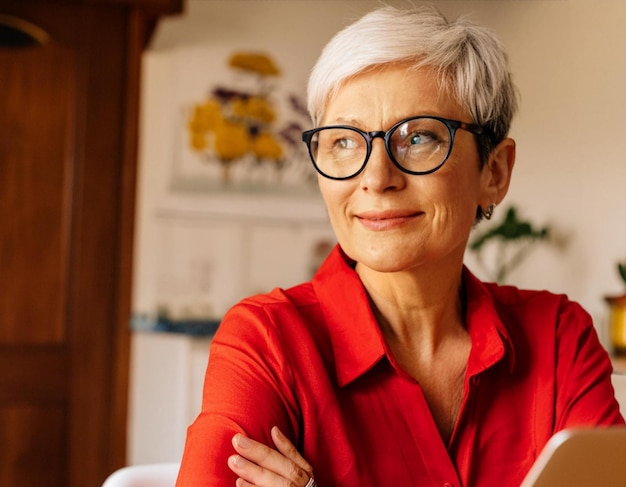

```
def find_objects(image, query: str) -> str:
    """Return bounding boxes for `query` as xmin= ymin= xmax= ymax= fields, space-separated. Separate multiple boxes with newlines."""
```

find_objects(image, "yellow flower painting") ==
xmin=186 ymin=51 xmax=311 ymax=187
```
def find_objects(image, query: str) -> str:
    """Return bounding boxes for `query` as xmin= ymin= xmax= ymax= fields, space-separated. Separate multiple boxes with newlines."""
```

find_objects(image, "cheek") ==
xmin=428 ymin=168 xmax=483 ymax=225
xmin=318 ymin=180 xmax=353 ymax=239
xmin=318 ymin=179 xmax=334 ymax=214
xmin=444 ymin=156 xmax=483 ymax=198
xmin=318 ymin=178 xmax=349 ymax=215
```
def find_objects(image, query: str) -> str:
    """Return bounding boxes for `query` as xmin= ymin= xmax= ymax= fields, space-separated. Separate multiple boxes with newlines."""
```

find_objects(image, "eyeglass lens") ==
xmin=308 ymin=117 xmax=452 ymax=179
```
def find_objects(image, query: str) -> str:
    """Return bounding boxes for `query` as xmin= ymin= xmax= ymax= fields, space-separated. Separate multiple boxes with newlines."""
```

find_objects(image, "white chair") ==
xmin=102 ymin=462 xmax=180 ymax=487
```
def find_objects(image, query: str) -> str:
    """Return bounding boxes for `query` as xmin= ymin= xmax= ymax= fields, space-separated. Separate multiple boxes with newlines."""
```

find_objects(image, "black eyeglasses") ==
xmin=301 ymin=115 xmax=483 ymax=180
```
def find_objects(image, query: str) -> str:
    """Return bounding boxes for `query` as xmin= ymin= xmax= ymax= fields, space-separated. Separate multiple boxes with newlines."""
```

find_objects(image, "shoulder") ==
xmin=480 ymin=280 xmax=597 ymax=365
xmin=484 ymin=280 xmax=590 ymax=328
xmin=228 ymin=281 xmax=319 ymax=324
xmin=485 ymin=280 xmax=565 ymax=307
xmin=215 ymin=282 xmax=322 ymax=347
xmin=463 ymin=266 xmax=594 ymax=349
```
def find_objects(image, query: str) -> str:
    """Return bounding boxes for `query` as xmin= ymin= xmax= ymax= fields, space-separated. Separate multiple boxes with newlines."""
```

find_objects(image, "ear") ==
xmin=480 ymin=137 xmax=516 ymax=207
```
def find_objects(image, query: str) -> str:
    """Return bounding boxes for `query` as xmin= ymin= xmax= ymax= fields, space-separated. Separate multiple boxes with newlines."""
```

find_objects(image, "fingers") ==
xmin=229 ymin=432 xmax=311 ymax=487
xmin=270 ymin=426 xmax=313 ymax=478
xmin=228 ymin=454 xmax=279 ymax=487
xmin=229 ymin=454 xmax=300 ymax=487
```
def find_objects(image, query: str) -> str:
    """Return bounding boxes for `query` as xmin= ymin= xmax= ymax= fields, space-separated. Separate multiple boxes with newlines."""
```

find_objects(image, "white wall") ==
xmin=138 ymin=0 xmax=626 ymax=326
xmin=129 ymin=0 xmax=626 ymax=464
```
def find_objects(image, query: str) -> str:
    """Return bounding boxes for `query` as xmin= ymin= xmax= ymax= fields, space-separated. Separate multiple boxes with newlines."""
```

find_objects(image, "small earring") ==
xmin=483 ymin=204 xmax=496 ymax=220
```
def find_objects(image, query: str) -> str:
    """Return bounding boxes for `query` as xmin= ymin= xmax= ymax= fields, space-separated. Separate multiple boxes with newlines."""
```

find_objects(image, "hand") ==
xmin=228 ymin=426 xmax=315 ymax=487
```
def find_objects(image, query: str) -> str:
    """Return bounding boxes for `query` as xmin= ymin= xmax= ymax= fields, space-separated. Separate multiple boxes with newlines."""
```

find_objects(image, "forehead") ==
xmin=321 ymin=63 xmax=467 ymax=127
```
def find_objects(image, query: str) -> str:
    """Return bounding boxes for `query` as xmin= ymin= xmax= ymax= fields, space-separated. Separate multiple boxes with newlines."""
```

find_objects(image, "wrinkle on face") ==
xmin=318 ymin=64 xmax=489 ymax=277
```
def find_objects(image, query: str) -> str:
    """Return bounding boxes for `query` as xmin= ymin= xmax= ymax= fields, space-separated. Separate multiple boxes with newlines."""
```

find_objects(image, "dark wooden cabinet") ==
xmin=0 ymin=0 xmax=181 ymax=485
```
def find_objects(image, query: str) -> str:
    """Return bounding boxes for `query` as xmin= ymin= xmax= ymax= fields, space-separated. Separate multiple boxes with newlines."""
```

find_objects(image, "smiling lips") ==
xmin=355 ymin=210 xmax=423 ymax=231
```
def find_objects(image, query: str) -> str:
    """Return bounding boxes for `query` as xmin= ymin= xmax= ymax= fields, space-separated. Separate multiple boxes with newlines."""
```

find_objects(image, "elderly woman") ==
xmin=176 ymin=6 xmax=624 ymax=487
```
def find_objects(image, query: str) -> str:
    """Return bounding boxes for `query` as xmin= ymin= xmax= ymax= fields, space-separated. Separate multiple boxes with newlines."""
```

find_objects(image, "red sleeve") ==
xmin=554 ymin=299 xmax=625 ymax=429
xmin=176 ymin=300 xmax=300 ymax=486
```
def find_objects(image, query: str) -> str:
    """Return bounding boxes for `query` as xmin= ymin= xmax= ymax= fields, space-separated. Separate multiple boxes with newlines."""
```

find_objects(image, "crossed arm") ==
xmin=228 ymin=426 xmax=315 ymax=487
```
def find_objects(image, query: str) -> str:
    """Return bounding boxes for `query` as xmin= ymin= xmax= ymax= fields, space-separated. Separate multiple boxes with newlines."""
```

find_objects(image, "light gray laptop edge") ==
xmin=520 ymin=426 xmax=626 ymax=487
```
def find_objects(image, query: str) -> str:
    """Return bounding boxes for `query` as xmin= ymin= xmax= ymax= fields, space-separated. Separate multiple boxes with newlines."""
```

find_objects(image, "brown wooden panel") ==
xmin=0 ymin=404 xmax=67 ymax=487
xmin=0 ymin=43 xmax=75 ymax=345
xmin=0 ymin=347 xmax=67 ymax=404
xmin=0 ymin=0 xmax=182 ymax=484
xmin=63 ymin=0 xmax=182 ymax=15
xmin=64 ymin=8 xmax=123 ymax=485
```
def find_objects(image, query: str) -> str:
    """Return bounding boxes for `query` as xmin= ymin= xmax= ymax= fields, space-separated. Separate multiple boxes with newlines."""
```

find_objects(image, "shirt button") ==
xmin=471 ymin=375 xmax=481 ymax=386
xmin=442 ymin=483 xmax=455 ymax=487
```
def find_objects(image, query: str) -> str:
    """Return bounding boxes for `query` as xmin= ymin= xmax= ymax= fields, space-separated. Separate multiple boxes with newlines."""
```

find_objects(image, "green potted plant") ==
xmin=469 ymin=205 xmax=551 ymax=283
xmin=605 ymin=261 xmax=626 ymax=355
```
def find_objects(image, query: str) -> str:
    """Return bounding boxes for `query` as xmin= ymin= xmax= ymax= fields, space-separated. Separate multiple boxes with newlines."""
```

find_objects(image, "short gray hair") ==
xmin=307 ymin=5 xmax=519 ymax=164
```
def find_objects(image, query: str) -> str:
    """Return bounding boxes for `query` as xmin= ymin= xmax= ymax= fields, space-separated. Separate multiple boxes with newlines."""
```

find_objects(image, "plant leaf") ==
xmin=618 ymin=262 xmax=626 ymax=285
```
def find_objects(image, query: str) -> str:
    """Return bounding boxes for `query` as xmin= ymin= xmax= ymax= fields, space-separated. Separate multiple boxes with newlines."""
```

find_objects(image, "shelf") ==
xmin=130 ymin=314 xmax=220 ymax=337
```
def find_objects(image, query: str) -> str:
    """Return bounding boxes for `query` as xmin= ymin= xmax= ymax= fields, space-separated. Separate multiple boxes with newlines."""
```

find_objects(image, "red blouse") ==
xmin=176 ymin=246 xmax=624 ymax=487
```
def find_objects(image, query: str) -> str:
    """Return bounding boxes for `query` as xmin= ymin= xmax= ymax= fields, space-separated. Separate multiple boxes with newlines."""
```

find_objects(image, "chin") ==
xmin=345 ymin=243 xmax=421 ymax=274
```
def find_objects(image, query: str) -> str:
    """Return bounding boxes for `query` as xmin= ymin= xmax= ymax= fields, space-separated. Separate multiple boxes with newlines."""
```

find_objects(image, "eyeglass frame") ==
xmin=301 ymin=115 xmax=485 ymax=180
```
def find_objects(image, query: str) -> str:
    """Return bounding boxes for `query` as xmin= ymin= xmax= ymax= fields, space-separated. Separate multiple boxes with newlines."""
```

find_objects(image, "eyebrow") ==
xmin=322 ymin=117 xmax=363 ymax=127
xmin=322 ymin=114 xmax=441 ymax=130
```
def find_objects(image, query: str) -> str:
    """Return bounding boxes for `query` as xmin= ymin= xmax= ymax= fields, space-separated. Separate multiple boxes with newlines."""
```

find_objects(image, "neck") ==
xmin=355 ymin=259 xmax=466 ymax=353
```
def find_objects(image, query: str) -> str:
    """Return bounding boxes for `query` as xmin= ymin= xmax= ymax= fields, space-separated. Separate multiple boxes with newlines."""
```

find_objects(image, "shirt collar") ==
xmin=462 ymin=267 xmax=517 ymax=375
xmin=312 ymin=246 xmax=516 ymax=387
xmin=312 ymin=246 xmax=387 ymax=387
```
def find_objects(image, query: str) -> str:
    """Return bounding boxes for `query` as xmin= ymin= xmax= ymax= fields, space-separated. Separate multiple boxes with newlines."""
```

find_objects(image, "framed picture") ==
xmin=168 ymin=45 xmax=318 ymax=196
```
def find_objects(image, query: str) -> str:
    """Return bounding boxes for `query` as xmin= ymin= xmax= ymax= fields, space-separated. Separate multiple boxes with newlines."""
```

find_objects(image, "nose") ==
xmin=359 ymin=136 xmax=406 ymax=192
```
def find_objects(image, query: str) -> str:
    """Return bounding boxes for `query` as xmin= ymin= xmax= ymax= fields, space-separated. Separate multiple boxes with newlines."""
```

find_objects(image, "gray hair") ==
xmin=307 ymin=5 xmax=519 ymax=164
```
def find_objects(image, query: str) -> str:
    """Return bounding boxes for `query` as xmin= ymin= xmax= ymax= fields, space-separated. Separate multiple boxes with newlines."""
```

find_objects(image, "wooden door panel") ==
xmin=0 ymin=34 xmax=73 ymax=487
xmin=0 ymin=348 xmax=66 ymax=404
xmin=0 ymin=0 xmax=181 ymax=483
xmin=0 ymin=405 xmax=66 ymax=487
xmin=0 ymin=2 xmax=131 ymax=482
xmin=0 ymin=44 xmax=74 ymax=345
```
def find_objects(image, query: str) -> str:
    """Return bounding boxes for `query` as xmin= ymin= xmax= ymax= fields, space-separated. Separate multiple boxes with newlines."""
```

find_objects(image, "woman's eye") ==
xmin=408 ymin=131 xmax=436 ymax=146
xmin=335 ymin=137 xmax=358 ymax=150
